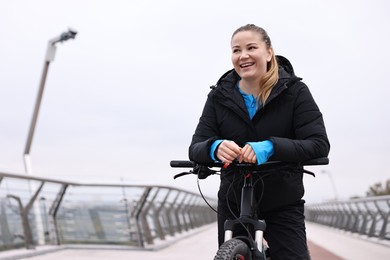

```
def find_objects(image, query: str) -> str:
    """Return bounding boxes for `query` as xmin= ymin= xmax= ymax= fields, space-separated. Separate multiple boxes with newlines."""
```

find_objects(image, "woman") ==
xmin=189 ymin=24 xmax=330 ymax=259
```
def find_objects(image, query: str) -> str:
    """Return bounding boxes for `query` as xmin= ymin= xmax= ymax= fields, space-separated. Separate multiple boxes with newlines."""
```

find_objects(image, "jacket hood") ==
xmin=276 ymin=55 xmax=296 ymax=79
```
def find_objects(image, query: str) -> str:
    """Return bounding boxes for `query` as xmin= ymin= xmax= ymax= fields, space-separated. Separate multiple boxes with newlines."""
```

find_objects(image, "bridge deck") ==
xmin=1 ymin=222 xmax=389 ymax=260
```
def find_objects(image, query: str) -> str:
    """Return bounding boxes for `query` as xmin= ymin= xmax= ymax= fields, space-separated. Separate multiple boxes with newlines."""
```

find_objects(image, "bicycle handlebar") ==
xmin=171 ymin=157 xmax=328 ymax=180
xmin=170 ymin=157 xmax=329 ymax=168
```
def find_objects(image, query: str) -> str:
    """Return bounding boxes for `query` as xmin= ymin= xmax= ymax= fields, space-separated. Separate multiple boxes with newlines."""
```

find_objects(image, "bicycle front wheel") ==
xmin=214 ymin=239 xmax=251 ymax=260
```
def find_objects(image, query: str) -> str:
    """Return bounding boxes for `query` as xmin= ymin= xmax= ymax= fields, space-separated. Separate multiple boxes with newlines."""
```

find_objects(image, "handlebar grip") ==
xmin=170 ymin=160 xmax=195 ymax=168
xmin=302 ymin=157 xmax=329 ymax=166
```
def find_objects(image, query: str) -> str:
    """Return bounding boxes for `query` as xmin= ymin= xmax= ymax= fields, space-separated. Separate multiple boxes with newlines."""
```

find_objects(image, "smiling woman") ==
xmin=188 ymin=24 xmax=330 ymax=260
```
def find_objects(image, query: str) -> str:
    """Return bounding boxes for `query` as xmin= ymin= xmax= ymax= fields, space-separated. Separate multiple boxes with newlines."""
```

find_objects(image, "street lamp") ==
xmin=23 ymin=29 xmax=77 ymax=246
xmin=24 ymin=28 xmax=77 ymax=171
xmin=321 ymin=169 xmax=339 ymax=201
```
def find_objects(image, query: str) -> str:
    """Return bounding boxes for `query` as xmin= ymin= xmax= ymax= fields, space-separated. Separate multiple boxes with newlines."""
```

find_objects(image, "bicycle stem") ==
xmin=240 ymin=174 xmax=254 ymax=218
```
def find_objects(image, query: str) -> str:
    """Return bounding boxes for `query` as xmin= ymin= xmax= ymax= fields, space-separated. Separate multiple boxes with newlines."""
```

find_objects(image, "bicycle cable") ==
xmin=195 ymin=167 xmax=229 ymax=218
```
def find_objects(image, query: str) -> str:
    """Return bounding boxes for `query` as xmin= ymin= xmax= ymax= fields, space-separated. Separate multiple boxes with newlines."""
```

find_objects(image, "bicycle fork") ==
xmin=224 ymin=174 xmax=267 ymax=256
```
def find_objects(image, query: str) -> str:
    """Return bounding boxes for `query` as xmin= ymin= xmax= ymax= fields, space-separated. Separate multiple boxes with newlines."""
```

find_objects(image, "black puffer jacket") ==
xmin=189 ymin=56 xmax=330 ymax=211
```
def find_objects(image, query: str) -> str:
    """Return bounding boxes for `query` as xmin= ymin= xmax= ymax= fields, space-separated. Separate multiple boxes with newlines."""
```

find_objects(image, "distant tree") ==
xmin=366 ymin=179 xmax=390 ymax=197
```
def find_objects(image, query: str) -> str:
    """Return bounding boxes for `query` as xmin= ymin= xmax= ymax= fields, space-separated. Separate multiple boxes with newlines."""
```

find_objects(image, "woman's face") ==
xmin=231 ymin=30 xmax=272 ymax=83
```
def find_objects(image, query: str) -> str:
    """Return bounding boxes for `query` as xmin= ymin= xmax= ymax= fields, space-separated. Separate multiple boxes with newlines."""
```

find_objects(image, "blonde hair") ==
xmin=232 ymin=24 xmax=279 ymax=105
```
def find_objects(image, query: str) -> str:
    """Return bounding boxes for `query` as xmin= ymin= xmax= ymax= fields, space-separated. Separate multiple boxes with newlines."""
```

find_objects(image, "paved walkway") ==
xmin=1 ymin=223 xmax=390 ymax=259
xmin=306 ymin=222 xmax=390 ymax=259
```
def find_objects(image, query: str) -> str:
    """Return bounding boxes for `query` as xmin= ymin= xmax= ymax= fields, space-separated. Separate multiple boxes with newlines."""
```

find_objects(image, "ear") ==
xmin=266 ymin=48 xmax=273 ymax=62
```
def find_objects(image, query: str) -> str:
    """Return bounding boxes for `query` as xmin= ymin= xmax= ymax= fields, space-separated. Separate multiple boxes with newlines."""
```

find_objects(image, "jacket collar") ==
xmin=215 ymin=74 xmax=249 ymax=120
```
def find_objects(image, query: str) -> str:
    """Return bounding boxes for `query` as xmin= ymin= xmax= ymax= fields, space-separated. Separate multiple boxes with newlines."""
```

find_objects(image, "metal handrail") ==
xmin=0 ymin=170 xmax=217 ymax=250
xmin=305 ymin=195 xmax=390 ymax=240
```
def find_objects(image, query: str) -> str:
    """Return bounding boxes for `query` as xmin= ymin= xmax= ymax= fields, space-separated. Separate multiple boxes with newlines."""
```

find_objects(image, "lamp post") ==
xmin=24 ymin=29 xmax=77 ymax=168
xmin=23 ymin=29 xmax=77 ymax=245
xmin=321 ymin=169 xmax=339 ymax=201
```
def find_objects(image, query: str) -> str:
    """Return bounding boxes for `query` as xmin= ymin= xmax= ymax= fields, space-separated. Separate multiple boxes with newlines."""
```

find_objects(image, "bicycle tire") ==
xmin=214 ymin=239 xmax=251 ymax=260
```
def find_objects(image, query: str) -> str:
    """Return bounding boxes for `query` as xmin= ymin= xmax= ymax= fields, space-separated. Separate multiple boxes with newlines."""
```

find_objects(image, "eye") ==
xmin=232 ymin=49 xmax=240 ymax=54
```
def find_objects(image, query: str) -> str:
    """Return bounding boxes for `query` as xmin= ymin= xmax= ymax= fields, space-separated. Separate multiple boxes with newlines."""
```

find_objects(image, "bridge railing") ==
xmin=0 ymin=170 xmax=217 ymax=251
xmin=305 ymin=195 xmax=390 ymax=240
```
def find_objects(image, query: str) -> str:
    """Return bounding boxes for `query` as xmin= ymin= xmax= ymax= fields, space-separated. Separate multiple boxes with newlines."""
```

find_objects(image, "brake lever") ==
xmin=173 ymin=171 xmax=194 ymax=179
xmin=173 ymin=165 xmax=218 ymax=180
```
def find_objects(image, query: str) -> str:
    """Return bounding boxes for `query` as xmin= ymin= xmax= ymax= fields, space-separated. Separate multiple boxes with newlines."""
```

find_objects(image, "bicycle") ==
xmin=170 ymin=157 xmax=329 ymax=260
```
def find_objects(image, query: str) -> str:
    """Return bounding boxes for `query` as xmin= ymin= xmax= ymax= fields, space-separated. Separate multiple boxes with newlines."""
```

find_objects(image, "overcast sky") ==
xmin=1 ymin=0 xmax=389 ymax=203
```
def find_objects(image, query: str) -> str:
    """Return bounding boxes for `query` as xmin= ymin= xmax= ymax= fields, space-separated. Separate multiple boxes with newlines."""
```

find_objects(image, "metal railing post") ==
xmin=155 ymin=189 xmax=171 ymax=240
xmin=377 ymin=200 xmax=389 ymax=239
xmin=47 ymin=184 xmax=68 ymax=245
xmin=6 ymin=181 xmax=44 ymax=249
xmin=167 ymin=191 xmax=181 ymax=236
xmin=134 ymin=187 xmax=152 ymax=247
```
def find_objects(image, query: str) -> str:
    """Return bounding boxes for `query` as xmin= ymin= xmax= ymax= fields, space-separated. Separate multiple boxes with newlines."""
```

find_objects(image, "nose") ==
xmin=240 ymin=50 xmax=250 ymax=59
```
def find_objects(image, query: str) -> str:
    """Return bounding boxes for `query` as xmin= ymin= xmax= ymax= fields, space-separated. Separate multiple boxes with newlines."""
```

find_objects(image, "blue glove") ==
xmin=247 ymin=140 xmax=274 ymax=165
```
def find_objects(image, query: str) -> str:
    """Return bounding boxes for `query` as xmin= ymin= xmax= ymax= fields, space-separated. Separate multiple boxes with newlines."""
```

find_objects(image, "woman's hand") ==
xmin=239 ymin=144 xmax=257 ymax=163
xmin=216 ymin=140 xmax=242 ymax=164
